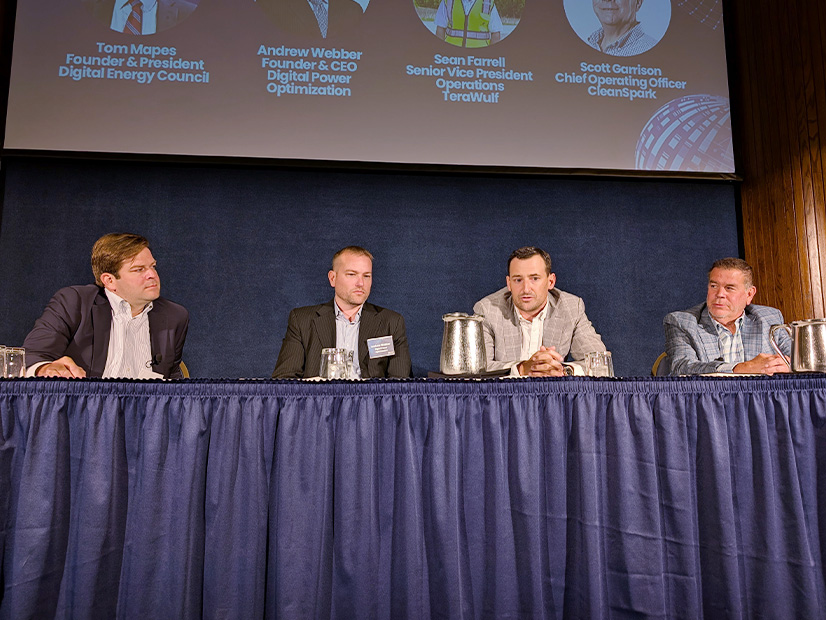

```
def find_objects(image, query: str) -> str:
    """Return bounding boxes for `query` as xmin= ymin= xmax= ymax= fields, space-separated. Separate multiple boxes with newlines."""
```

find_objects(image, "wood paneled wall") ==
xmin=727 ymin=0 xmax=826 ymax=320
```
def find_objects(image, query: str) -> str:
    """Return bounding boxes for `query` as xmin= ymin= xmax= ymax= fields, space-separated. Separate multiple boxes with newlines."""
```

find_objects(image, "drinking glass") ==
xmin=5 ymin=347 xmax=26 ymax=378
xmin=586 ymin=351 xmax=614 ymax=377
xmin=320 ymin=348 xmax=353 ymax=379
xmin=0 ymin=346 xmax=6 ymax=378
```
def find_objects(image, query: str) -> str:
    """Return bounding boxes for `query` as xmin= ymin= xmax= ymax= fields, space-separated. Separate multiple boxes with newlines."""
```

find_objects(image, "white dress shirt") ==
xmin=510 ymin=301 xmax=549 ymax=376
xmin=111 ymin=0 xmax=158 ymax=35
xmin=102 ymin=290 xmax=154 ymax=379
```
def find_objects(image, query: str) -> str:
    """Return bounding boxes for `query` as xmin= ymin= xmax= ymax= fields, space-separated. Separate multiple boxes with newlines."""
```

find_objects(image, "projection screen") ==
xmin=4 ymin=0 xmax=734 ymax=173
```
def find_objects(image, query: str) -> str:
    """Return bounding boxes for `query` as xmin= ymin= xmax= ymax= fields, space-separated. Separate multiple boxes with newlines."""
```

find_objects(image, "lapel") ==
xmin=313 ymin=301 xmax=337 ymax=350
xmin=502 ymin=292 xmax=523 ymax=361
xmin=357 ymin=303 xmax=379 ymax=373
xmin=91 ymin=289 xmax=113 ymax=377
xmin=148 ymin=304 xmax=166 ymax=366
xmin=740 ymin=306 xmax=759 ymax=358
xmin=699 ymin=305 xmax=724 ymax=359
xmin=541 ymin=289 xmax=560 ymax=345
xmin=157 ymin=0 xmax=176 ymax=31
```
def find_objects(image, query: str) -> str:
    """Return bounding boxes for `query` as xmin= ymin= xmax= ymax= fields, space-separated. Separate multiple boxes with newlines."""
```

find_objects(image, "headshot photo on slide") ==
xmin=257 ymin=0 xmax=369 ymax=39
xmin=83 ymin=0 xmax=200 ymax=35
xmin=413 ymin=0 xmax=524 ymax=48
xmin=564 ymin=0 xmax=671 ymax=57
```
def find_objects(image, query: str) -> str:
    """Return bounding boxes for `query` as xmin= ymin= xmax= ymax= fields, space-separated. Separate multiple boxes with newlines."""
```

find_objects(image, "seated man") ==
xmin=663 ymin=257 xmax=791 ymax=375
xmin=473 ymin=246 xmax=606 ymax=376
xmin=272 ymin=246 xmax=411 ymax=378
xmin=23 ymin=233 xmax=189 ymax=378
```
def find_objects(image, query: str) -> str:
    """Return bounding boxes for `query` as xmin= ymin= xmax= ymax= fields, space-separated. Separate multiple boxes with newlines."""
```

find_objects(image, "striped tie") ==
xmin=308 ymin=0 xmax=328 ymax=38
xmin=125 ymin=0 xmax=142 ymax=35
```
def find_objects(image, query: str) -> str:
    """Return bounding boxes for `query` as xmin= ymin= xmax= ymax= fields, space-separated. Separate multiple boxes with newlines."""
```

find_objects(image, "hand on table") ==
xmin=733 ymin=353 xmax=790 ymax=375
xmin=36 ymin=356 xmax=87 ymax=378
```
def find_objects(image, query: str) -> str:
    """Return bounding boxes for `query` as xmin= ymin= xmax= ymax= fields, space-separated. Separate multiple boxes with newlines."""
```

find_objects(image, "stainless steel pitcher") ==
xmin=770 ymin=318 xmax=826 ymax=372
xmin=440 ymin=313 xmax=487 ymax=375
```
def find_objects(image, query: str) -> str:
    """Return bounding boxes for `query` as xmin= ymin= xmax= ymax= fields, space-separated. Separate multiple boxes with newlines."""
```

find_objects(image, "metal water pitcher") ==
xmin=770 ymin=318 xmax=826 ymax=372
xmin=440 ymin=313 xmax=487 ymax=375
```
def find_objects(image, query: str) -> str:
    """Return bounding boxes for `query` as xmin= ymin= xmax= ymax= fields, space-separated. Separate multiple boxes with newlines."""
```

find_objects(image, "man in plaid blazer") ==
xmin=664 ymin=258 xmax=791 ymax=375
xmin=473 ymin=247 xmax=605 ymax=376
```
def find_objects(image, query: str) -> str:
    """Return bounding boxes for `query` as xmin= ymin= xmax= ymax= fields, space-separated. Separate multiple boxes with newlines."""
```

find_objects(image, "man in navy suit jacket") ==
xmin=664 ymin=257 xmax=791 ymax=375
xmin=23 ymin=233 xmax=189 ymax=379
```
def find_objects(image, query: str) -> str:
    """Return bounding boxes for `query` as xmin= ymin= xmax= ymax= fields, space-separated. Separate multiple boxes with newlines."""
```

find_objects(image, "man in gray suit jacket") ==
xmin=473 ymin=246 xmax=605 ymax=376
xmin=272 ymin=246 xmax=411 ymax=379
xmin=664 ymin=257 xmax=791 ymax=375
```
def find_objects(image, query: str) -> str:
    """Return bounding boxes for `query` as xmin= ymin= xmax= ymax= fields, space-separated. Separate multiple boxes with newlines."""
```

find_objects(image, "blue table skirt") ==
xmin=1 ymin=377 xmax=825 ymax=619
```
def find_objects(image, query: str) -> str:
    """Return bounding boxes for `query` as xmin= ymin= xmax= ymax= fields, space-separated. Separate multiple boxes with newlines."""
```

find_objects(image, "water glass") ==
xmin=0 ymin=346 xmax=6 ymax=378
xmin=586 ymin=351 xmax=614 ymax=377
xmin=5 ymin=347 xmax=26 ymax=378
xmin=320 ymin=348 xmax=353 ymax=379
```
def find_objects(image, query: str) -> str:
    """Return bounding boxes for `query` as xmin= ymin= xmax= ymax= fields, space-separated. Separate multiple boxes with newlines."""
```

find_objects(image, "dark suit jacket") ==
xmin=272 ymin=300 xmax=411 ymax=378
xmin=257 ymin=0 xmax=363 ymax=39
xmin=84 ymin=0 xmax=198 ymax=34
xmin=23 ymin=284 xmax=189 ymax=379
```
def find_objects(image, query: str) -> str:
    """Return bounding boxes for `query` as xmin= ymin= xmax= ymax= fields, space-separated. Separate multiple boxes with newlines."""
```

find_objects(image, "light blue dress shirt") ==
xmin=335 ymin=302 xmax=363 ymax=379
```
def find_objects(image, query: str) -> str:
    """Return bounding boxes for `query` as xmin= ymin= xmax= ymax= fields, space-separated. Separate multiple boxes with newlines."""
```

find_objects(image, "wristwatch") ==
xmin=562 ymin=365 xmax=574 ymax=376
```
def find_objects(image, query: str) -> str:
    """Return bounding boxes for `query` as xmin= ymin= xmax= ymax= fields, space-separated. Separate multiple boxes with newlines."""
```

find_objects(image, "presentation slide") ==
xmin=4 ymin=0 xmax=734 ymax=173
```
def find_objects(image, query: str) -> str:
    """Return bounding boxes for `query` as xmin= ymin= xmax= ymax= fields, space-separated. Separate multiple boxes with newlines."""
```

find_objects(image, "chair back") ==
xmin=652 ymin=352 xmax=670 ymax=376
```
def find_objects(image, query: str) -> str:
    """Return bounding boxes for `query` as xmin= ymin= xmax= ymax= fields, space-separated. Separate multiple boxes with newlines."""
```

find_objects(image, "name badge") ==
xmin=367 ymin=335 xmax=395 ymax=359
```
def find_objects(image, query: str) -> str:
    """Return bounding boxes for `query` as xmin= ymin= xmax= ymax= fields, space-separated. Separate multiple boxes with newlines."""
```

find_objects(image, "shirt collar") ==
xmin=334 ymin=301 xmax=363 ymax=324
xmin=105 ymin=288 xmax=153 ymax=319
xmin=590 ymin=22 xmax=643 ymax=51
xmin=711 ymin=312 xmax=744 ymax=336
xmin=117 ymin=0 xmax=157 ymax=9
xmin=513 ymin=298 xmax=550 ymax=325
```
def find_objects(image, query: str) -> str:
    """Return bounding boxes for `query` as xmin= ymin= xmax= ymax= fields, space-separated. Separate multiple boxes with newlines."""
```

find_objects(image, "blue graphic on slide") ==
xmin=635 ymin=94 xmax=734 ymax=172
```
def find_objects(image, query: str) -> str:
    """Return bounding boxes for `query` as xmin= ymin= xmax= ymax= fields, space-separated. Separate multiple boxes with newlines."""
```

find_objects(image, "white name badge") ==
xmin=367 ymin=335 xmax=395 ymax=359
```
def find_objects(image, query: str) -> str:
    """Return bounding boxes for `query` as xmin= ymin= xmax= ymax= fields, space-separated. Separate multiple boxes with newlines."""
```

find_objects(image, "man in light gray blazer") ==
xmin=473 ymin=246 xmax=606 ymax=376
xmin=663 ymin=257 xmax=791 ymax=375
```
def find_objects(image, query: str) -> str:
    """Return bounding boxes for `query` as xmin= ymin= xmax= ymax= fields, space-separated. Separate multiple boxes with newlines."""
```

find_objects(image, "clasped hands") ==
xmin=517 ymin=346 xmax=567 ymax=377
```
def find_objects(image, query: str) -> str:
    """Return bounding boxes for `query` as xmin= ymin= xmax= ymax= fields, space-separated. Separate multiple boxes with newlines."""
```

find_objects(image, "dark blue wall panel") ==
xmin=0 ymin=159 xmax=738 ymax=377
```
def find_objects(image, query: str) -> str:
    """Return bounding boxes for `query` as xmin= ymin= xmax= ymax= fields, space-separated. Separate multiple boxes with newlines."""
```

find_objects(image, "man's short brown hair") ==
xmin=91 ymin=233 xmax=150 ymax=286
xmin=332 ymin=246 xmax=374 ymax=270
xmin=709 ymin=257 xmax=754 ymax=288
xmin=507 ymin=246 xmax=552 ymax=275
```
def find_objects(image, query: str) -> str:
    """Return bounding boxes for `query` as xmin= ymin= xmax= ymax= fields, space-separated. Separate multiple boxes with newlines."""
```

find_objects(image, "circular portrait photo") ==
xmin=257 ymin=0 xmax=368 ymax=39
xmin=413 ymin=0 xmax=523 ymax=48
xmin=564 ymin=0 xmax=671 ymax=57
xmin=83 ymin=0 xmax=200 ymax=35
